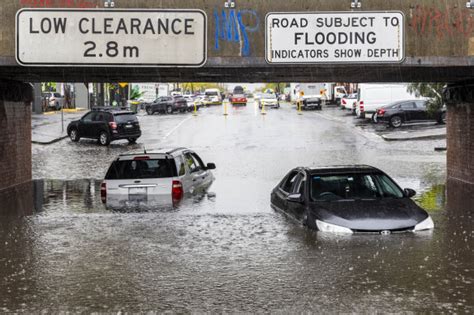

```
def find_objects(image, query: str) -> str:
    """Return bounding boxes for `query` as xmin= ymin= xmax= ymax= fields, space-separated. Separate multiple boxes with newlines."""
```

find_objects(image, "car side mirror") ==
xmin=206 ymin=163 xmax=216 ymax=170
xmin=287 ymin=193 xmax=303 ymax=203
xmin=404 ymin=188 xmax=416 ymax=198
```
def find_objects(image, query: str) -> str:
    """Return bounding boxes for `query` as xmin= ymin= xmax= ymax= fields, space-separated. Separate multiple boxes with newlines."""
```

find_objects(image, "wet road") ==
xmin=1 ymin=103 xmax=472 ymax=312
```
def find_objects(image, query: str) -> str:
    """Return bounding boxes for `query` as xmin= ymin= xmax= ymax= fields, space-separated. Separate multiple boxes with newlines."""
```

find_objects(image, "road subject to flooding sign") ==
xmin=266 ymin=11 xmax=405 ymax=64
xmin=16 ymin=9 xmax=207 ymax=67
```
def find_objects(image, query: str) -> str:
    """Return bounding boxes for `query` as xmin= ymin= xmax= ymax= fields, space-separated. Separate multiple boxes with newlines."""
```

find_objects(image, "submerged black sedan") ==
xmin=271 ymin=165 xmax=434 ymax=234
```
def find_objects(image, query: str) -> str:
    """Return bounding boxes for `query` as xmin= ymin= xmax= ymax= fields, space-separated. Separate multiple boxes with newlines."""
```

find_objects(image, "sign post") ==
xmin=266 ymin=12 xmax=404 ymax=64
xmin=16 ymin=9 xmax=207 ymax=67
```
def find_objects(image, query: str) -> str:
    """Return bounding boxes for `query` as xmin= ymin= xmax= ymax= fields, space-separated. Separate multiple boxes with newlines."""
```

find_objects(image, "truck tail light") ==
xmin=109 ymin=122 xmax=117 ymax=130
xmin=342 ymin=99 xmax=346 ymax=105
xmin=172 ymin=180 xmax=183 ymax=202
xmin=100 ymin=182 xmax=107 ymax=203
xmin=359 ymin=101 xmax=364 ymax=112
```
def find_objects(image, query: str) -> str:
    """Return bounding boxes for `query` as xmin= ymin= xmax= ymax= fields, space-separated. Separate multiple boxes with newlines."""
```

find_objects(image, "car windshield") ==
xmin=262 ymin=94 xmax=277 ymax=99
xmin=311 ymin=173 xmax=404 ymax=201
xmin=105 ymin=159 xmax=177 ymax=179
xmin=114 ymin=113 xmax=138 ymax=123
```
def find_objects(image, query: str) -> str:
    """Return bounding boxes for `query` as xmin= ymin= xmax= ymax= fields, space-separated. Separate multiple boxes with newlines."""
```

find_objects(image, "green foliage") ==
xmin=180 ymin=83 xmax=225 ymax=93
xmin=260 ymin=83 xmax=289 ymax=93
xmin=129 ymin=86 xmax=145 ymax=100
xmin=407 ymin=83 xmax=445 ymax=115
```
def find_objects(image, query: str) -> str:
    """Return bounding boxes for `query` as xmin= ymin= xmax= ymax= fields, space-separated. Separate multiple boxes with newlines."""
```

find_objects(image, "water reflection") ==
xmin=0 ymin=179 xmax=472 ymax=312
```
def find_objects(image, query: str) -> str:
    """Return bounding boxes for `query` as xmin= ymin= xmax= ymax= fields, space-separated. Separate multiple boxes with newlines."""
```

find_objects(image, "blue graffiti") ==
xmin=214 ymin=8 xmax=259 ymax=56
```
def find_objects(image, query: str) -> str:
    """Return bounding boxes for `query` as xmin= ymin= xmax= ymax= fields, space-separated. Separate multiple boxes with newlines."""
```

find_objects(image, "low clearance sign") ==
xmin=266 ymin=12 xmax=405 ymax=64
xmin=16 ymin=9 xmax=207 ymax=67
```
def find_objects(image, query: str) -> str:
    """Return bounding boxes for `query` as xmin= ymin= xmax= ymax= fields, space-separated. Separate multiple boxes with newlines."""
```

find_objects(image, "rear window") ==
xmin=105 ymin=159 xmax=177 ymax=179
xmin=113 ymin=113 xmax=138 ymax=123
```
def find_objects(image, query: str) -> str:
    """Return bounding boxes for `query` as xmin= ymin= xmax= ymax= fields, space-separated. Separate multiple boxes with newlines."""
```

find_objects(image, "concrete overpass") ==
xmin=0 ymin=0 xmax=473 ymax=82
xmin=0 ymin=0 xmax=473 ymax=213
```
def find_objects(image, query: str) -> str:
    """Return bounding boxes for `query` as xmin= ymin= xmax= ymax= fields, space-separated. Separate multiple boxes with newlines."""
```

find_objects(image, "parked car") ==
xmin=355 ymin=84 xmax=423 ymax=119
xmin=101 ymin=147 xmax=216 ymax=207
xmin=67 ymin=108 xmax=141 ymax=146
xmin=271 ymin=165 xmax=434 ymax=234
xmin=341 ymin=93 xmax=358 ymax=112
xmin=376 ymin=100 xmax=447 ymax=128
xmin=42 ymin=92 xmax=65 ymax=111
xmin=204 ymin=88 xmax=222 ymax=105
xmin=257 ymin=93 xmax=280 ymax=109
xmin=183 ymin=95 xmax=200 ymax=112
xmin=299 ymin=95 xmax=322 ymax=110
xmin=145 ymin=96 xmax=187 ymax=115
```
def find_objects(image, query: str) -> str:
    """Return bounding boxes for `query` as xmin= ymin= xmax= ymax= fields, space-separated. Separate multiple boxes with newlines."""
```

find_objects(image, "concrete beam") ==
xmin=0 ymin=0 xmax=472 ymax=82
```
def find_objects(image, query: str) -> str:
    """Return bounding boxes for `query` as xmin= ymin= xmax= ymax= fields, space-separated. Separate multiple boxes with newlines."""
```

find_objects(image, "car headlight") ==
xmin=413 ymin=216 xmax=434 ymax=231
xmin=316 ymin=220 xmax=353 ymax=234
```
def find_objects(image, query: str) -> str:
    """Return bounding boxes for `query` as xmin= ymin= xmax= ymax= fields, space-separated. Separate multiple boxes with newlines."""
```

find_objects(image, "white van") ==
xmin=204 ymin=88 xmax=222 ymax=105
xmin=355 ymin=84 xmax=422 ymax=119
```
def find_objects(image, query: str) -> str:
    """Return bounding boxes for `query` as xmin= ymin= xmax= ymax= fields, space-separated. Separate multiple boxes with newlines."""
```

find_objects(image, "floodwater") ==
xmin=1 ymin=104 xmax=472 ymax=312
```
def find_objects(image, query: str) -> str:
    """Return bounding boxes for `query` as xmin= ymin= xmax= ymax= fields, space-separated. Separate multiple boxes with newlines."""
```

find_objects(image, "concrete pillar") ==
xmin=74 ymin=83 xmax=89 ymax=109
xmin=0 ymin=80 xmax=35 ymax=215
xmin=443 ymin=82 xmax=474 ymax=214
xmin=32 ymin=83 xmax=43 ymax=114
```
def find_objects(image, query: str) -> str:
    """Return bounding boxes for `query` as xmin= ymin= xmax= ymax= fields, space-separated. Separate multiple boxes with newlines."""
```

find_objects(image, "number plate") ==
xmin=125 ymin=124 xmax=133 ymax=128
xmin=129 ymin=187 xmax=146 ymax=195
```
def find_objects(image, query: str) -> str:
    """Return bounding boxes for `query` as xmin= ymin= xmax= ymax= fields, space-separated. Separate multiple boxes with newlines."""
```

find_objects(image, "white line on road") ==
xmin=162 ymin=116 xmax=193 ymax=140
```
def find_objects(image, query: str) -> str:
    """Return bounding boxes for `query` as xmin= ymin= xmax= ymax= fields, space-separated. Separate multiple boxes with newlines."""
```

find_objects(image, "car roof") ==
xmin=116 ymin=147 xmax=189 ymax=160
xmin=382 ymin=99 xmax=426 ymax=108
xmin=304 ymin=165 xmax=384 ymax=175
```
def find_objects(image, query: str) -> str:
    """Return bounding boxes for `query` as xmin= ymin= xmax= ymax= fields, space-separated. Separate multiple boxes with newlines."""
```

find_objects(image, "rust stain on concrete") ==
xmin=469 ymin=38 xmax=474 ymax=56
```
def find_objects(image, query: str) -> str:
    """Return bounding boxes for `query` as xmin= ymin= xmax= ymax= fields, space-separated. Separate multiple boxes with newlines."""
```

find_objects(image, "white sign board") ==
xmin=132 ymin=83 xmax=157 ymax=102
xmin=266 ymin=12 xmax=405 ymax=64
xmin=16 ymin=9 xmax=207 ymax=67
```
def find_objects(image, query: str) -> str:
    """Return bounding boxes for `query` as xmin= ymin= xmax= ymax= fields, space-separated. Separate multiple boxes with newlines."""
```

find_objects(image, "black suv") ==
xmin=145 ymin=96 xmax=187 ymax=115
xmin=67 ymin=108 xmax=141 ymax=146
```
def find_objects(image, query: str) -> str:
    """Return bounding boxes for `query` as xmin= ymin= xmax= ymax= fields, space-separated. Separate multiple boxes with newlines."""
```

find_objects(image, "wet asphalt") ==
xmin=1 ymin=102 xmax=472 ymax=313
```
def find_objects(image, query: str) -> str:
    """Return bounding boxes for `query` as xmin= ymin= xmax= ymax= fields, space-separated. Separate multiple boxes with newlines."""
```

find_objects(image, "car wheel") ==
xmin=166 ymin=106 xmax=173 ymax=114
xmin=146 ymin=107 xmax=154 ymax=115
xmin=128 ymin=138 xmax=137 ymax=144
xmin=371 ymin=113 xmax=378 ymax=123
xmin=390 ymin=115 xmax=403 ymax=128
xmin=439 ymin=112 xmax=447 ymax=124
xmin=69 ymin=128 xmax=80 ymax=142
xmin=99 ymin=131 xmax=111 ymax=146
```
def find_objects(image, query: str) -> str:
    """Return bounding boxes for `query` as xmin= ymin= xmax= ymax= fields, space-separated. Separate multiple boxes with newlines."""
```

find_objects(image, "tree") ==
xmin=407 ymin=83 xmax=445 ymax=114
xmin=129 ymin=85 xmax=144 ymax=100
xmin=261 ymin=83 xmax=289 ymax=94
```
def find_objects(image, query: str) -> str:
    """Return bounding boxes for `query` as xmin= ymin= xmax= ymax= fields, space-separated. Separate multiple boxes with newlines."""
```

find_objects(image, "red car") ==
xmin=230 ymin=94 xmax=247 ymax=106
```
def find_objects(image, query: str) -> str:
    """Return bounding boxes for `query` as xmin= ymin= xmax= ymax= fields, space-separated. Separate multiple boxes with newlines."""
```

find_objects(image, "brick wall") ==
xmin=0 ymin=101 xmax=32 ymax=191
xmin=0 ymin=81 xmax=34 ymax=215
xmin=446 ymin=102 xmax=474 ymax=213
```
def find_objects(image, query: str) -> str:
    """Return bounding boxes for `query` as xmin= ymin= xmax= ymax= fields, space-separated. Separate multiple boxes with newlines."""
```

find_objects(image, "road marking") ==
xmin=162 ymin=116 xmax=193 ymax=140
